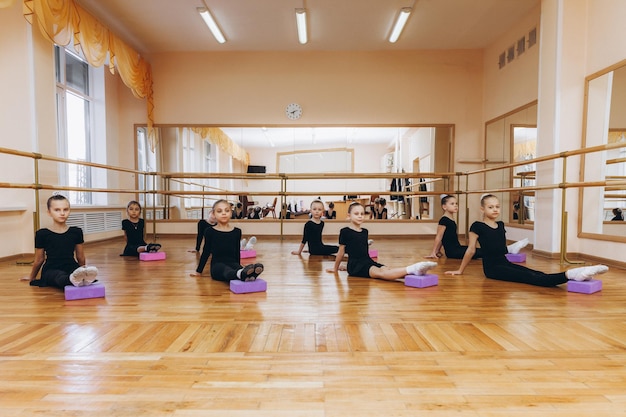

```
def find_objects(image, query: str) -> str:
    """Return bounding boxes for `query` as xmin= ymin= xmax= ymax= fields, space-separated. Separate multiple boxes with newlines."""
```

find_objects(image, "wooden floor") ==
xmin=1 ymin=236 xmax=626 ymax=416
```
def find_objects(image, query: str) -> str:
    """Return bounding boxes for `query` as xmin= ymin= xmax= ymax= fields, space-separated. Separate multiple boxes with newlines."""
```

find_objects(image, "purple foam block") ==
xmin=139 ymin=251 xmax=166 ymax=261
xmin=240 ymin=249 xmax=257 ymax=259
xmin=505 ymin=253 xmax=526 ymax=263
xmin=404 ymin=274 xmax=438 ymax=288
xmin=64 ymin=283 xmax=106 ymax=300
xmin=368 ymin=249 xmax=378 ymax=258
xmin=567 ymin=279 xmax=602 ymax=294
xmin=230 ymin=278 xmax=267 ymax=294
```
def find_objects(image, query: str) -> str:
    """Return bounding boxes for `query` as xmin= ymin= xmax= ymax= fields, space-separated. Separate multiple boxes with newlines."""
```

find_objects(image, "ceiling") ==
xmin=76 ymin=0 xmax=540 ymax=56
xmin=221 ymin=126 xmax=414 ymax=148
xmin=80 ymin=0 xmax=539 ymax=148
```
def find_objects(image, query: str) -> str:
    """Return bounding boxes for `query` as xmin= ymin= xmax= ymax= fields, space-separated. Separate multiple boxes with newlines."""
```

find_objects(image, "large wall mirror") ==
xmin=484 ymin=101 xmax=538 ymax=227
xmin=135 ymin=125 xmax=454 ymax=221
xmin=579 ymin=60 xmax=626 ymax=242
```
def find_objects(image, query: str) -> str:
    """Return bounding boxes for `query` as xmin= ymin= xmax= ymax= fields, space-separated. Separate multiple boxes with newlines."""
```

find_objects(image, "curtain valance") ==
xmin=191 ymin=127 xmax=250 ymax=166
xmin=22 ymin=0 xmax=156 ymax=150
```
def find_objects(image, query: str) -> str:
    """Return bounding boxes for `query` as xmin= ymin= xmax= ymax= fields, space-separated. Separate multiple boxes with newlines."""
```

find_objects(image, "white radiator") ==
xmin=66 ymin=211 xmax=123 ymax=234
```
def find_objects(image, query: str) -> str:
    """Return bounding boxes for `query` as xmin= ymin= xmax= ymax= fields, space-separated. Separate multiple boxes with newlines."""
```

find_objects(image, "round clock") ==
xmin=285 ymin=103 xmax=303 ymax=120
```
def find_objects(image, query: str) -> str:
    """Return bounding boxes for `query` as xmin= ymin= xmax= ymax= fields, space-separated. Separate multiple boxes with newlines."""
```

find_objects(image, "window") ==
xmin=136 ymin=126 xmax=160 ymax=209
xmin=182 ymin=130 xmax=218 ymax=208
xmin=55 ymin=46 xmax=106 ymax=205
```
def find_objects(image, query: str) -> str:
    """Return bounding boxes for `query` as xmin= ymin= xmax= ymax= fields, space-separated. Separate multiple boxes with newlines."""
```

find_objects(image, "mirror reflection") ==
xmin=581 ymin=62 xmax=626 ymax=240
xmin=484 ymin=102 xmax=537 ymax=226
xmin=136 ymin=125 xmax=453 ymax=221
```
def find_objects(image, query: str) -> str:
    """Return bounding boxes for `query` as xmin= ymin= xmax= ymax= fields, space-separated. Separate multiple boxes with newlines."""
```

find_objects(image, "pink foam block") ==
xmin=567 ymin=279 xmax=602 ymax=294
xmin=230 ymin=278 xmax=267 ymax=294
xmin=505 ymin=253 xmax=526 ymax=263
xmin=139 ymin=251 xmax=166 ymax=261
xmin=64 ymin=283 xmax=106 ymax=300
xmin=368 ymin=249 xmax=378 ymax=258
xmin=404 ymin=274 xmax=438 ymax=288
xmin=240 ymin=249 xmax=257 ymax=259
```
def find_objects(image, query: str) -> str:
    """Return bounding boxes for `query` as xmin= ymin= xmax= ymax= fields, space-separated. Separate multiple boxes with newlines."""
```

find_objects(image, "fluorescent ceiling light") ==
xmin=295 ymin=8 xmax=308 ymax=44
xmin=389 ymin=7 xmax=412 ymax=43
xmin=197 ymin=7 xmax=226 ymax=44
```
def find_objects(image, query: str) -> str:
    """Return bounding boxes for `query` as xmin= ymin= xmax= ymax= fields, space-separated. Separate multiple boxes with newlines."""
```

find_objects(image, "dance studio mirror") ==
xmin=135 ymin=125 xmax=454 ymax=220
xmin=579 ymin=60 xmax=626 ymax=242
xmin=484 ymin=101 xmax=538 ymax=227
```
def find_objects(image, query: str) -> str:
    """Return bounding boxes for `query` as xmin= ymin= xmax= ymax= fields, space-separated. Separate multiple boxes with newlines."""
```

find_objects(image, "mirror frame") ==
xmin=484 ymin=100 xmax=537 ymax=229
xmin=578 ymin=58 xmax=626 ymax=243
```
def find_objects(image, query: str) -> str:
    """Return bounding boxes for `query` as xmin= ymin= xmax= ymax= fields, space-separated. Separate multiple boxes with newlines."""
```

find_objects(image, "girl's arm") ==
xmin=426 ymin=224 xmax=446 ymax=258
xmin=445 ymin=232 xmax=478 ymax=275
xmin=121 ymin=220 xmax=129 ymax=242
xmin=291 ymin=243 xmax=305 ymax=255
xmin=75 ymin=243 xmax=86 ymax=266
xmin=191 ymin=229 xmax=212 ymax=276
xmin=326 ymin=245 xmax=346 ymax=273
xmin=292 ymin=222 xmax=310 ymax=255
xmin=21 ymin=248 xmax=45 ymax=281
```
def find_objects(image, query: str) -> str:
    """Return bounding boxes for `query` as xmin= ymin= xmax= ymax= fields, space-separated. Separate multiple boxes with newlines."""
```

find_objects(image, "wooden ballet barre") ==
xmin=606 ymin=157 xmax=626 ymax=165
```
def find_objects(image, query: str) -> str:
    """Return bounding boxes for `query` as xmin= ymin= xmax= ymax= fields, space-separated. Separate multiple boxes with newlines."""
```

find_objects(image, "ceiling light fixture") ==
xmin=197 ymin=7 xmax=226 ymax=44
xmin=388 ymin=7 xmax=412 ymax=43
xmin=295 ymin=8 xmax=308 ymax=44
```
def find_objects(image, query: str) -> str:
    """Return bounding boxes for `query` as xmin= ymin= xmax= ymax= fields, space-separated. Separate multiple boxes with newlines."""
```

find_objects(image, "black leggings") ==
xmin=210 ymin=261 xmax=242 ymax=282
xmin=308 ymin=244 xmax=339 ymax=256
xmin=30 ymin=269 xmax=72 ymax=289
xmin=445 ymin=246 xmax=483 ymax=260
xmin=483 ymin=262 xmax=568 ymax=287
xmin=122 ymin=244 xmax=142 ymax=256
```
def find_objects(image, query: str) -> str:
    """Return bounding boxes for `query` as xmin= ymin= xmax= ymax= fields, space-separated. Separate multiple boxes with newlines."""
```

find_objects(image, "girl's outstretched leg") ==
xmin=406 ymin=261 xmax=437 ymax=276
xmin=238 ymin=263 xmax=264 ymax=281
xmin=69 ymin=266 xmax=98 ymax=287
xmin=566 ymin=265 xmax=608 ymax=281
xmin=369 ymin=261 xmax=437 ymax=281
xmin=507 ymin=238 xmax=529 ymax=254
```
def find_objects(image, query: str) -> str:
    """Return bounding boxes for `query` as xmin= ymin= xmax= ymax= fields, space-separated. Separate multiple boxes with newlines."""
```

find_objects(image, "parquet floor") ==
xmin=1 ymin=235 xmax=625 ymax=416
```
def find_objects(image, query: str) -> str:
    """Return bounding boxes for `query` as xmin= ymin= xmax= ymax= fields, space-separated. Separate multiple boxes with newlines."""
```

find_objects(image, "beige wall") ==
xmin=483 ymin=5 xmax=541 ymax=121
xmin=151 ymin=51 xmax=483 ymax=158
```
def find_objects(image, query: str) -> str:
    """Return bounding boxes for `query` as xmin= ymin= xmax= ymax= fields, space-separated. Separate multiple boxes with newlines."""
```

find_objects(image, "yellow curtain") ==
xmin=22 ymin=0 xmax=156 ymax=150
xmin=191 ymin=127 xmax=250 ymax=166
xmin=0 ymin=0 xmax=16 ymax=8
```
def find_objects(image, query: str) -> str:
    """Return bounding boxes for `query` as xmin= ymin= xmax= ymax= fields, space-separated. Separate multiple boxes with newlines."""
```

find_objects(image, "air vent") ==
xmin=498 ymin=27 xmax=537 ymax=70
xmin=517 ymin=36 xmax=526 ymax=55
xmin=528 ymin=28 xmax=537 ymax=47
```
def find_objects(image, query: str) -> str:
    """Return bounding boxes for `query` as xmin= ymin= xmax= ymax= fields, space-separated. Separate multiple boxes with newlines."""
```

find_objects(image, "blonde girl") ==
xmin=121 ymin=200 xmax=161 ymax=256
xmin=327 ymin=202 xmax=436 ymax=280
xmin=292 ymin=200 xmax=339 ymax=256
xmin=191 ymin=199 xmax=263 ymax=282
xmin=445 ymin=194 xmax=608 ymax=286
xmin=428 ymin=194 xmax=527 ymax=259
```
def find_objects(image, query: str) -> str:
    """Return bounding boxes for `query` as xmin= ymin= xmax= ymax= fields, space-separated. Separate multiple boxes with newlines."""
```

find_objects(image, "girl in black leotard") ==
xmin=292 ymin=200 xmax=339 ymax=256
xmin=427 ymin=195 xmax=529 ymax=260
xmin=190 ymin=200 xmax=264 ymax=282
xmin=444 ymin=194 xmax=608 ymax=287
xmin=326 ymin=202 xmax=436 ymax=281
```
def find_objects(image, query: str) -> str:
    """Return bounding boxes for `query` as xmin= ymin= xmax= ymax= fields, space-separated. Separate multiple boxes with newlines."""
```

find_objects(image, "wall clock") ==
xmin=285 ymin=103 xmax=303 ymax=120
